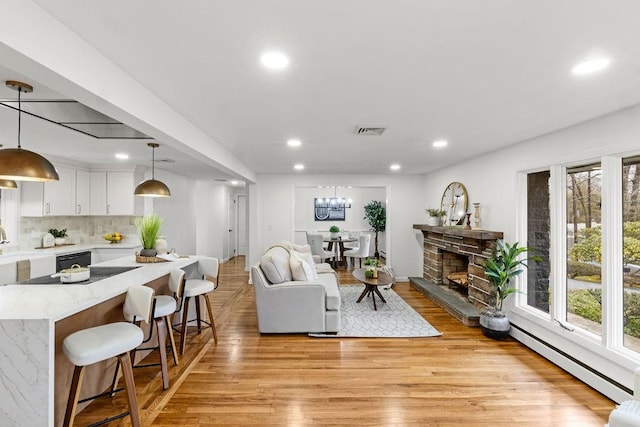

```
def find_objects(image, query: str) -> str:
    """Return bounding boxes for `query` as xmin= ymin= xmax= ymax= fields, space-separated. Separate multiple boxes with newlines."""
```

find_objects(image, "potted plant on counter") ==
xmin=49 ymin=228 xmax=68 ymax=246
xmin=480 ymin=240 xmax=540 ymax=340
xmin=425 ymin=208 xmax=446 ymax=226
xmin=135 ymin=212 xmax=164 ymax=257
xmin=329 ymin=225 xmax=340 ymax=239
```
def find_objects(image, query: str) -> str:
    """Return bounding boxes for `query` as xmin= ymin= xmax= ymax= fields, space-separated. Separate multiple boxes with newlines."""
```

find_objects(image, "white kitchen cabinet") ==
xmin=20 ymin=165 xmax=76 ymax=216
xmin=89 ymin=171 xmax=142 ymax=216
xmin=75 ymin=169 xmax=90 ymax=215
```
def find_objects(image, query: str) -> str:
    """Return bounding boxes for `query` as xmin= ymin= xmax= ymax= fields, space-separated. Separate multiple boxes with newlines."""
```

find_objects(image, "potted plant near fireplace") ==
xmin=135 ymin=212 xmax=164 ymax=257
xmin=481 ymin=240 xmax=539 ymax=340
xmin=425 ymin=208 xmax=446 ymax=226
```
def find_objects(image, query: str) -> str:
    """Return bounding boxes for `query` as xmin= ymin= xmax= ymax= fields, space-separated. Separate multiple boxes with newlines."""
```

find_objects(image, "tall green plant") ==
xmin=484 ymin=240 xmax=539 ymax=312
xmin=363 ymin=200 xmax=386 ymax=258
xmin=135 ymin=212 xmax=164 ymax=249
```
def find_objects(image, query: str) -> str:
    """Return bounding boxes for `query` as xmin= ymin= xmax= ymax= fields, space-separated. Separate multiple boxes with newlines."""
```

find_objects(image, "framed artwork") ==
xmin=314 ymin=198 xmax=346 ymax=221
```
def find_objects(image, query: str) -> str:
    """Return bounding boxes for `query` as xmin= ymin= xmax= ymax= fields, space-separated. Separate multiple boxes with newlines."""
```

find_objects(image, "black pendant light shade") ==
xmin=134 ymin=142 xmax=171 ymax=197
xmin=0 ymin=81 xmax=59 ymax=182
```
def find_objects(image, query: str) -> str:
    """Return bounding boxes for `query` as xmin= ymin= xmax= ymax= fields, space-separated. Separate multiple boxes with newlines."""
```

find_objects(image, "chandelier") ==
xmin=314 ymin=186 xmax=352 ymax=209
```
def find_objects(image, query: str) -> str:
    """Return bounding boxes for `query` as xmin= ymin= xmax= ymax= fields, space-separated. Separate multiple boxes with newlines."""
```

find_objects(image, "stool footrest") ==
xmin=87 ymin=411 xmax=129 ymax=427
xmin=78 ymin=387 xmax=124 ymax=404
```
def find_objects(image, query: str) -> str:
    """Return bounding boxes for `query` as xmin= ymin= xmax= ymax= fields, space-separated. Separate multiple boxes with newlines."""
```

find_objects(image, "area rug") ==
xmin=310 ymin=285 xmax=442 ymax=338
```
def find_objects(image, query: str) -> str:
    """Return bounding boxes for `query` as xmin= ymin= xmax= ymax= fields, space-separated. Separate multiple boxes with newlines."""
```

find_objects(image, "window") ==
xmin=527 ymin=171 xmax=550 ymax=313
xmin=566 ymin=163 xmax=602 ymax=336
xmin=622 ymin=157 xmax=640 ymax=352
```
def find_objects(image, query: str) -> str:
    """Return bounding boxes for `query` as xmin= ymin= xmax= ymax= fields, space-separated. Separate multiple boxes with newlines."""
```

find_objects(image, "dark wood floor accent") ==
xmin=73 ymin=257 xmax=615 ymax=426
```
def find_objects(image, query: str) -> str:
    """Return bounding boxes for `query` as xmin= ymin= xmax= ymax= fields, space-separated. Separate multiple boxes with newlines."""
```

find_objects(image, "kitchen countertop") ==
xmin=0 ymin=254 xmax=198 ymax=321
xmin=28 ymin=239 xmax=143 ymax=255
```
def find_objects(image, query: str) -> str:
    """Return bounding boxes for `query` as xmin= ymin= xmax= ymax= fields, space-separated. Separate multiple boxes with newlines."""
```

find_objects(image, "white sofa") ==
xmin=251 ymin=244 xmax=341 ymax=333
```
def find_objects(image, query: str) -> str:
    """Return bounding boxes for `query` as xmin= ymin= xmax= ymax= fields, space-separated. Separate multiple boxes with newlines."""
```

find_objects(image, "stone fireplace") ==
xmin=411 ymin=224 xmax=503 ymax=325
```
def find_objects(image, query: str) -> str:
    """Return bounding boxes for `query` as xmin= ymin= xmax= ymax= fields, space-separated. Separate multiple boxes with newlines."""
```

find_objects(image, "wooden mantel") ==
xmin=412 ymin=224 xmax=503 ymax=241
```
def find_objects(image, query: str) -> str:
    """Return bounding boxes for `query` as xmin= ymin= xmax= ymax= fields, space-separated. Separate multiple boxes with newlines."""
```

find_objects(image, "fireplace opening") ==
xmin=441 ymin=251 xmax=469 ymax=298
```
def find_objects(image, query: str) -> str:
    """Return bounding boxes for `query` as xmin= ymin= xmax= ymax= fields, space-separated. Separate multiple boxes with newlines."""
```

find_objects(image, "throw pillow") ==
xmin=260 ymin=248 xmax=292 ymax=284
xmin=290 ymin=250 xmax=319 ymax=281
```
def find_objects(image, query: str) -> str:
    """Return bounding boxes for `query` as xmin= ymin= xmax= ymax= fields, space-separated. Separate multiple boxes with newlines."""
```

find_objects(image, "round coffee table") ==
xmin=352 ymin=268 xmax=393 ymax=310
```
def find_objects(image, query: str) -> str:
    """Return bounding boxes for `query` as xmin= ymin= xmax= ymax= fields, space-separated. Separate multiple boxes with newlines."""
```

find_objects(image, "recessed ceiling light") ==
xmin=115 ymin=153 xmax=129 ymax=160
xmin=261 ymin=51 xmax=289 ymax=70
xmin=287 ymin=139 xmax=301 ymax=147
xmin=390 ymin=164 xmax=401 ymax=171
xmin=294 ymin=163 xmax=304 ymax=170
xmin=571 ymin=57 xmax=610 ymax=75
xmin=230 ymin=180 xmax=239 ymax=185
xmin=433 ymin=140 xmax=448 ymax=148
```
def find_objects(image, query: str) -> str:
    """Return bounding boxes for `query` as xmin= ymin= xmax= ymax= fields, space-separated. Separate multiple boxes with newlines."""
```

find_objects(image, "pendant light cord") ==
xmin=17 ymin=87 xmax=22 ymax=149
xmin=151 ymin=145 xmax=155 ymax=179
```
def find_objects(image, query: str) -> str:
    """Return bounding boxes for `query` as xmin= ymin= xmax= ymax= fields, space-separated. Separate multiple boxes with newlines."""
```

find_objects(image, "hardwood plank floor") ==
xmin=74 ymin=256 xmax=615 ymax=426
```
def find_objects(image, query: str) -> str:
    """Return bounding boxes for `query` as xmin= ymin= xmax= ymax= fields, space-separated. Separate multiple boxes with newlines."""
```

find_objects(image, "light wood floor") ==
xmin=74 ymin=256 xmax=615 ymax=426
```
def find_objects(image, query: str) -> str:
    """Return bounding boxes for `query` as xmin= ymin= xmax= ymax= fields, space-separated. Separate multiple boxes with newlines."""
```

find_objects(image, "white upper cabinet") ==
xmin=21 ymin=166 xmax=142 ymax=217
xmin=90 ymin=171 xmax=142 ymax=216
xmin=21 ymin=165 xmax=77 ymax=216
xmin=75 ymin=169 xmax=90 ymax=215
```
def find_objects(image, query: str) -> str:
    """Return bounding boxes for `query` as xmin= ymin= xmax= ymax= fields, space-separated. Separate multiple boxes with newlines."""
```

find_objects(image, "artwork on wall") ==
xmin=314 ymin=198 xmax=346 ymax=221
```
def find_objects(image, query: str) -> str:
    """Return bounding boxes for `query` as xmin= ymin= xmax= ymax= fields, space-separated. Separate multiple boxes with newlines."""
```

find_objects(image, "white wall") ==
xmin=422 ymin=103 xmax=640 ymax=401
xmin=250 ymin=174 xmax=426 ymax=279
xmin=192 ymin=180 xmax=228 ymax=259
xmin=151 ymin=169 xmax=197 ymax=255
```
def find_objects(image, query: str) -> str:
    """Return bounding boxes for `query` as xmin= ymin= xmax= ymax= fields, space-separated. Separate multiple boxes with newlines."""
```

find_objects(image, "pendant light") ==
xmin=0 ymin=81 xmax=59 ymax=182
xmin=134 ymin=142 xmax=171 ymax=197
xmin=0 ymin=179 xmax=17 ymax=189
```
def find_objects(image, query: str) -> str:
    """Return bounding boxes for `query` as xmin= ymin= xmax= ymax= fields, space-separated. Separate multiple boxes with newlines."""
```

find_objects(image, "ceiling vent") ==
xmin=154 ymin=158 xmax=176 ymax=163
xmin=355 ymin=126 xmax=387 ymax=136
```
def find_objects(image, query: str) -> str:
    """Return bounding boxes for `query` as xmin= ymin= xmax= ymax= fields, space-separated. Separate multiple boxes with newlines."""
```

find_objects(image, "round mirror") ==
xmin=440 ymin=182 xmax=468 ymax=226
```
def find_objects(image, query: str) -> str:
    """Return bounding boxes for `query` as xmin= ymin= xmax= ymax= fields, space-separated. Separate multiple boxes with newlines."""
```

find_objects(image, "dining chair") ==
xmin=344 ymin=234 xmax=371 ymax=268
xmin=306 ymin=233 xmax=336 ymax=265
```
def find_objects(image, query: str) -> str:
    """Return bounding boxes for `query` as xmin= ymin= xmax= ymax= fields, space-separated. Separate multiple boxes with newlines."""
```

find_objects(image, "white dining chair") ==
xmin=344 ymin=234 xmax=371 ymax=268
xmin=306 ymin=233 xmax=336 ymax=265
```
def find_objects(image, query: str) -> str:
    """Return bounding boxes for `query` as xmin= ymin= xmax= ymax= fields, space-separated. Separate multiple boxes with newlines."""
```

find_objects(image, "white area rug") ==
xmin=310 ymin=285 xmax=442 ymax=338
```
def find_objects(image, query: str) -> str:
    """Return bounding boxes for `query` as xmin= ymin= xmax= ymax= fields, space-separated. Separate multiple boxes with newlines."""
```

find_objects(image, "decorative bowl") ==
xmin=103 ymin=233 xmax=125 ymax=243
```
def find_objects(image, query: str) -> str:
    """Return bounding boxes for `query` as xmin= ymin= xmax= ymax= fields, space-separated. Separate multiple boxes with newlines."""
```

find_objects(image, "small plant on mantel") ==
xmin=426 ymin=208 xmax=446 ymax=217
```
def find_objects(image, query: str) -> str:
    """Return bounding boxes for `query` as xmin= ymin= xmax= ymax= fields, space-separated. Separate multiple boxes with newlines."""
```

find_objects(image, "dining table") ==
xmin=323 ymin=237 xmax=357 ymax=269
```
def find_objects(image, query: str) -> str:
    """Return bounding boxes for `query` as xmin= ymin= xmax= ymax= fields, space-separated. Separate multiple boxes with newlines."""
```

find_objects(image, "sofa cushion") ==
xmin=290 ymin=250 xmax=319 ymax=281
xmin=260 ymin=247 xmax=292 ymax=284
xmin=318 ymin=273 xmax=341 ymax=311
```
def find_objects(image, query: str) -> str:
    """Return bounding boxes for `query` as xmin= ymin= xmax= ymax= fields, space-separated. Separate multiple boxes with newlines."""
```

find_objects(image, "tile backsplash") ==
xmin=20 ymin=216 xmax=139 ymax=249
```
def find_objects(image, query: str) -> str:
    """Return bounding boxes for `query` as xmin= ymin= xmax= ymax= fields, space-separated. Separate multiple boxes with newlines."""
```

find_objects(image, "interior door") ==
xmin=227 ymin=194 xmax=237 ymax=260
xmin=237 ymin=195 xmax=247 ymax=256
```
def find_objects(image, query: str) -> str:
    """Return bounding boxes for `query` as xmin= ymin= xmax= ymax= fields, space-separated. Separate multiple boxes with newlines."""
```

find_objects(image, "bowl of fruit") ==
xmin=103 ymin=232 xmax=124 ymax=243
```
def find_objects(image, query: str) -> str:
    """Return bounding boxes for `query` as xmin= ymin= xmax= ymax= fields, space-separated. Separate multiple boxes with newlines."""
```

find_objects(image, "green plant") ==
xmin=135 ymin=212 xmax=164 ymax=249
xmin=364 ymin=269 xmax=374 ymax=279
xmin=329 ymin=225 xmax=340 ymax=233
xmin=483 ymin=240 xmax=540 ymax=313
xmin=49 ymin=228 xmax=67 ymax=238
xmin=426 ymin=208 xmax=446 ymax=217
xmin=363 ymin=200 xmax=386 ymax=258
xmin=363 ymin=258 xmax=381 ymax=267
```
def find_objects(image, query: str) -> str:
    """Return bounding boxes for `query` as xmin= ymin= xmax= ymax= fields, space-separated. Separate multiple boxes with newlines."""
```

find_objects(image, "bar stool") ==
xmin=127 ymin=269 xmax=184 ymax=390
xmin=62 ymin=285 xmax=154 ymax=427
xmin=176 ymin=257 xmax=219 ymax=354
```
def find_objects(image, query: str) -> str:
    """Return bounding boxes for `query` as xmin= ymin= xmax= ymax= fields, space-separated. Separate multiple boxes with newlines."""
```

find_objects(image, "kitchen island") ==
xmin=0 ymin=255 xmax=199 ymax=427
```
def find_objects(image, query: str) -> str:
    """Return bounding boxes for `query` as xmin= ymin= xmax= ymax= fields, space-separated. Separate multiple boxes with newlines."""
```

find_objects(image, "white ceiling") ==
xmin=5 ymin=1 xmax=640 ymax=178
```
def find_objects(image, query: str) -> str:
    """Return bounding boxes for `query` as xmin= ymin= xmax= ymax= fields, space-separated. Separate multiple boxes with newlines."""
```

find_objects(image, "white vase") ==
xmin=427 ymin=216 xmax=441 ymax=226
xmin=155 ymin=236 xmax=168 ymax=254
xmin=330 ymin=232 xmax=339 ymax=239
xmin=54 ymin=237 xmax=66 ymax=246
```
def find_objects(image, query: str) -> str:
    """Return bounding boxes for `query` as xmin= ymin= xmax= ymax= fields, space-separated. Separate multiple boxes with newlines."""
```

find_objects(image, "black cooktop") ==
xmin=18 ymin=266 xmax=141 ymax=285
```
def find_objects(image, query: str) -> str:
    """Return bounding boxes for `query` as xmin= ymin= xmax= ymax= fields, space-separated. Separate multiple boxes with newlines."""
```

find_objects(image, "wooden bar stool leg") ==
xmin=179 ymin=297 xmax=191 ymax=355
xmin=118 ymin=352 xmax=141 ymax=427
xmin=203 ymin=293 xmax=218 ymax=344
xmin=155 ymin=317 xmax=170 ymax=390
xmin=195 ymin=297 xmax=203 ymax=334
xmin=63 ymin=365 xmax=85 ymax=427
xmin=166 ymin=315 xmax=179 ymax=365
